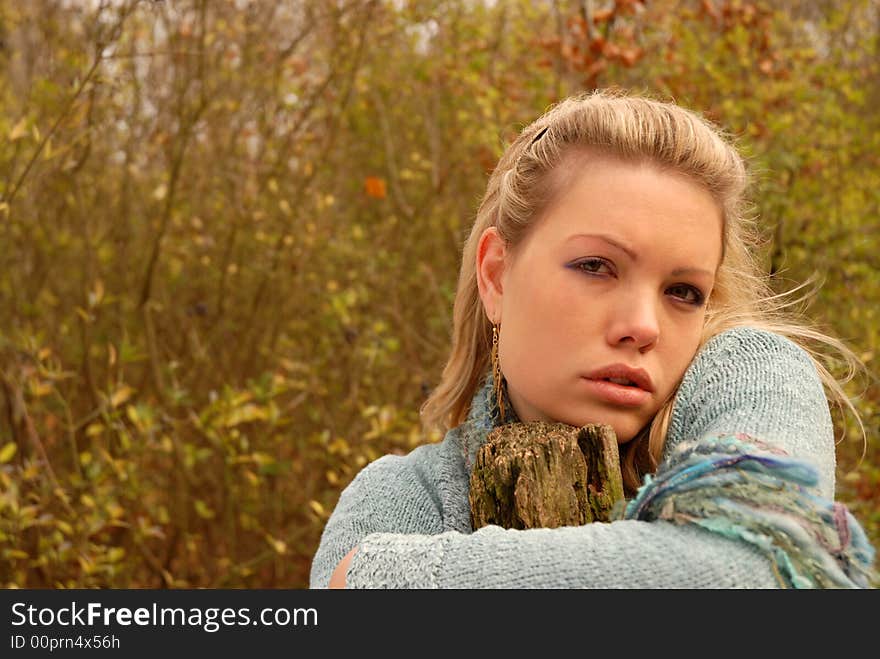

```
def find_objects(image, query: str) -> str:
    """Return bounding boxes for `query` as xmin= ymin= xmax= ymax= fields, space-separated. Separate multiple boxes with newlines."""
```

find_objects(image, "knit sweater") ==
xmin=309 ymin=327 xmax=875 ymax=588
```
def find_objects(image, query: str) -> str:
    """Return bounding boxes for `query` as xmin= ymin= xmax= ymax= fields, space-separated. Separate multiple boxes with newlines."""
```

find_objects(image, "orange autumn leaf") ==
xmin=364 ymin=176 xmax=387 ymax=199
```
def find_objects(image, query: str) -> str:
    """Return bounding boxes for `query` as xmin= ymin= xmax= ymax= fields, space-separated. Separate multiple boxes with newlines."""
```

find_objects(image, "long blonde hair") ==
xmin=419 ymin=90 xmax=864 ymax=495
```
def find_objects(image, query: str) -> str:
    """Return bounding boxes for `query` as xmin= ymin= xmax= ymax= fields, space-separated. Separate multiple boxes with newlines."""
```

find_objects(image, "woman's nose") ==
xmin=607 ymin=295 xmax=660 ymax=352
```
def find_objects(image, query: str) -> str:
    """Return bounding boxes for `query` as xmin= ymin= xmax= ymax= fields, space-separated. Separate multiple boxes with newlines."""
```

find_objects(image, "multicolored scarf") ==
xmin=623 ymin=432 xmax=875 ymax=588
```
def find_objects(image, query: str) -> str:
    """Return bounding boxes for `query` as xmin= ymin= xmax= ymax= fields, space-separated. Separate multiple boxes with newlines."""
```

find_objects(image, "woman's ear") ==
xmin=476 ymin=227 xmax=507 ymax=324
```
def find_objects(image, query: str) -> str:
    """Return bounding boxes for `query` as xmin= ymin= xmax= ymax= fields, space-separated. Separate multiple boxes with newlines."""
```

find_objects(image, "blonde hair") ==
xmin=419 ymin=90 xmax=864 ymax=495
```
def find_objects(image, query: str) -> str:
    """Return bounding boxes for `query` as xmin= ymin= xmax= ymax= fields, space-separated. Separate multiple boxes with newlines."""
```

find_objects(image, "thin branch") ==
xmin=101 ymin=50 xmax=200 ymax=59
xmin=371 ymin=89 xmax=414 ymax=219
xmin=2 ymin=58 xmax=101 ymax=207
xmin=0 ymin=366 xmax=74 ymax=515
xmin=580 ymin=0 xmax=596 ymax=42
xmin=2 ymin=0 xmax=140 ymax=207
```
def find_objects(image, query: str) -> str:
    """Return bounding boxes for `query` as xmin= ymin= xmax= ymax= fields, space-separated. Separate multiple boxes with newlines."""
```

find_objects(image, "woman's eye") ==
xmin=575 ymin=258 xmax=613 ymax=275
xmin=667 ymin=284 xmax=705 ymax=306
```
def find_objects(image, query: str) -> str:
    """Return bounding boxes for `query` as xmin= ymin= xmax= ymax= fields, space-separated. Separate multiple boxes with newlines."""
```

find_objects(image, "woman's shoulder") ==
xmin=679 ymin=325 xmax=819 ymax=395
xmin=695 ymin=325 xmax=813 ymax=363
xmin=350 ymin=432 xmax=459 ymax=487
xmin=340 ymin=425 xmax=472 ymax=530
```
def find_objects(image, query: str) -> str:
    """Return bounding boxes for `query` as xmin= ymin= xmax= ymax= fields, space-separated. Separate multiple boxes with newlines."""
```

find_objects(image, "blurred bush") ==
xmin=0 ymin=0 xmax=877 ymax=587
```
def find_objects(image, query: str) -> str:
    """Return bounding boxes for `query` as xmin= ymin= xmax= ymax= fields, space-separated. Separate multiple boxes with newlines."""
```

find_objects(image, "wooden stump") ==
xmin=469 ymin=421 xmax=624 ymax=530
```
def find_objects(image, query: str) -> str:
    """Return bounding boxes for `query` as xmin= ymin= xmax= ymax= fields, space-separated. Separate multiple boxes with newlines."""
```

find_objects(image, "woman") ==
xmin=310 ymin=91 xmax=875 ymax=588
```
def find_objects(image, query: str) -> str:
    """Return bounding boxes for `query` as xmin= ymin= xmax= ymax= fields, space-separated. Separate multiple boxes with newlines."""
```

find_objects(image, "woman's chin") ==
xmin=560 ymin=415 xmax=641 ymax=445
xmin=513 ymin=399 xmax=645 ymax=443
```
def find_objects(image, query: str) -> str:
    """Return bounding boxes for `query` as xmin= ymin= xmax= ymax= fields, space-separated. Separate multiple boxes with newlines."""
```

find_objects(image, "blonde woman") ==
xmin=310 ymin=91 xmax=875 ymax=589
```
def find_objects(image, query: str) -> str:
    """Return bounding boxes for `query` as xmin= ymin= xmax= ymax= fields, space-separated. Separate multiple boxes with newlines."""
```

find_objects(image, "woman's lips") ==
xmin=580 ymin=377 xmax=651 ymax=407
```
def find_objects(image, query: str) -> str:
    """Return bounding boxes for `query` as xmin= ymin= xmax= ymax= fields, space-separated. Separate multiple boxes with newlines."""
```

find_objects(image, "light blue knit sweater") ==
xmin=309 ymin=327 xmax=874 ymax=588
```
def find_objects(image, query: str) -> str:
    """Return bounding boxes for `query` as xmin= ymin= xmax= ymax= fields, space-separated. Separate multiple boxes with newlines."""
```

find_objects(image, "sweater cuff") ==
xmin=346 ymin=532 xmax=449 ymax=588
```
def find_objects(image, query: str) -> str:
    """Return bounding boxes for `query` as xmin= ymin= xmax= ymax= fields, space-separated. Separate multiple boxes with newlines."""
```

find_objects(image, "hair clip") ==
xmin=529 ymin=126 xmax=549 ymax=146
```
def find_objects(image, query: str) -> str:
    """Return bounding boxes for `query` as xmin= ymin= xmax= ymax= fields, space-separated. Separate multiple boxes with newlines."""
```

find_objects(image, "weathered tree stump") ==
xmin=469 ymin=421 xmax=624 ymax=530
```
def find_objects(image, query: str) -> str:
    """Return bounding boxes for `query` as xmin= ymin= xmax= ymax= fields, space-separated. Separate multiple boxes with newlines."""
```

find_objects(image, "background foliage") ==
xmin=1 ymin=0 xmax=877 ymax=588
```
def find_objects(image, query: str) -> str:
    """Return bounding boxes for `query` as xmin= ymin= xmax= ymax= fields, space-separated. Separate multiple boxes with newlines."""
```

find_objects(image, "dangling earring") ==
xmin=491 ymin=322 xmax=506 ymax=421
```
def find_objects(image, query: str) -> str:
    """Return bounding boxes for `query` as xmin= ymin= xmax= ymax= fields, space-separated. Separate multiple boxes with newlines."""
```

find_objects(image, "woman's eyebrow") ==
xmin=565 ymin=233 xmax=637 ymax=260
xmin=671 ymin=266 xmax=715 ymax=277
xmin=565 ymin=233 xmax=715 ymax=278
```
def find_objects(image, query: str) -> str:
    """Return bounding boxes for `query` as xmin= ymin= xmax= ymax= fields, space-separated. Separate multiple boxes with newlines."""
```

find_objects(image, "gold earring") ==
xmin=491 ymin=323 xmax=506 ymax=421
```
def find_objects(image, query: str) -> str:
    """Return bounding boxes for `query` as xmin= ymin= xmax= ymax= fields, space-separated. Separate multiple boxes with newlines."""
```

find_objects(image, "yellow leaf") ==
xmin=194 ymin=499 xmax=215 ymax=519
xmin=251 ymin=452 xmax=274 ymax=467
xmin=78 ymin=555 xmax=95 ymax=574
xmin=9 ymin=117 xmax=28 ymax=141
xmin=0 ymin=442 xmax=17 ymax=463
xmin=53 ymin=487 xmax=71 ymax=505
xmin=222 ymin=403 xmax=267 ymax=428
xmin=28 ymin=381 xmax=52 ymax=398
xmin=308 ymin=500 xmax=325 ymax=517
xmin=80 ymin=494 xmax=96 ymax=508
xmin=126 ymin=404 xmax=141 ymax=426
xmin=85 ymin=423 xmax=103 ymax=438
xmin=97 ymin=448 xmax=125 ymax=480
xmin=107 ymin=547 xmax=126 ymax=562
xmin=266 ymin=534 xmax=287 ymax=555
xmin=110 ymin=385 xmax=135 ymax=408
xmin=6 ymin=549 xmax=29 ymax=560
xmin=230 ymin=391 xmax=253 ymax=407
xmin=328 ymin=437 xmax=351 ymax=456
xmin=56 ymin=520 xmax=73 ymax=535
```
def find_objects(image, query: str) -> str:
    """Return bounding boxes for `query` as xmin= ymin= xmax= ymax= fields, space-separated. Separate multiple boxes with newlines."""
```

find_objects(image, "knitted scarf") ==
xmin=459 ymin=371 xmax=876 ymax=589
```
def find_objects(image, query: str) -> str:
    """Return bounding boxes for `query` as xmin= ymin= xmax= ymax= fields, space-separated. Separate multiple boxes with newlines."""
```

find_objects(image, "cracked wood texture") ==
xmin=469 ymin=421 xmax=624 ymax=530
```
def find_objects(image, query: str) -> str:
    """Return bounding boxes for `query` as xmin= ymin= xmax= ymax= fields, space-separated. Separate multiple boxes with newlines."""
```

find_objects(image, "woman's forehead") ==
xmin=517 ymin=159 xmax=723 ymax=267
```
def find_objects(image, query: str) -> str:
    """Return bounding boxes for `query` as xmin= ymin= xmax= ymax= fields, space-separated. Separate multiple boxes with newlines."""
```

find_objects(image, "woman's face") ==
xmin=477 ymin=156 xmax=723 ymax=442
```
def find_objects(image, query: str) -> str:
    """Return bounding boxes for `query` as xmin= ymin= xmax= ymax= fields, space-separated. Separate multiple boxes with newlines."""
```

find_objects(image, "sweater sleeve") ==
xmin=308 ymin=445 xmax=445 ymax=588
xmin=662 ymin=326 xmax=837 ymax=497
xmin=340 ymin=327 xmax=871 ymax=588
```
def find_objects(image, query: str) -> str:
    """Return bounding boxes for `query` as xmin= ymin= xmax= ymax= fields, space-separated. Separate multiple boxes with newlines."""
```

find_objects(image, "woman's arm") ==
xmin=315 ymin=451 xmax=784 ymax=588
xmin=316 ymin=327 xmax=872 ymax=588
xmin=662 ymin=326 xmax=837 ymax=497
